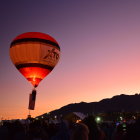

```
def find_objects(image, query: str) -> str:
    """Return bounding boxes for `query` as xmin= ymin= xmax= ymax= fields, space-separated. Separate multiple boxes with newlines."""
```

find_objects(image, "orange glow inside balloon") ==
xmin=19 ymin=67 xmax=51 ymax=87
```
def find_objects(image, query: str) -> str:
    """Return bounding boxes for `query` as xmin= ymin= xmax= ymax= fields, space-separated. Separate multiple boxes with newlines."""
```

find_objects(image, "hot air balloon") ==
xmin=10 ymin=32 xmax=60 ymax=87
xmin=10 ymin=32 xmax=60 ymax=111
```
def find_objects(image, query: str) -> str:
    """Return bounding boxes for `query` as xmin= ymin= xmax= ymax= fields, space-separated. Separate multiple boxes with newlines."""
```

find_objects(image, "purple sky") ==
xmin=1 ymin=0 xmax=140 ymax=119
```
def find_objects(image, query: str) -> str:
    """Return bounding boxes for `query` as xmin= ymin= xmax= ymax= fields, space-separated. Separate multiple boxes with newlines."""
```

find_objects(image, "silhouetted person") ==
xmin=70 ymin=122 xmax=89 ymax=140
xmin=83 ymin=115 xmax=105 ymax=140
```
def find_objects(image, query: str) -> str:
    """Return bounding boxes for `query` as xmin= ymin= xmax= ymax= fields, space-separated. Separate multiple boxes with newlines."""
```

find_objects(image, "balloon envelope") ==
xmin=10 ymin=32 xmax=60 ymax=87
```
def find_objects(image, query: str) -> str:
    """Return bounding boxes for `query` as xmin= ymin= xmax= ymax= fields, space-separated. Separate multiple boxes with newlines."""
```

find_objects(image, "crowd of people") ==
xmin=0 ymin=115 xmax=140 ymax=140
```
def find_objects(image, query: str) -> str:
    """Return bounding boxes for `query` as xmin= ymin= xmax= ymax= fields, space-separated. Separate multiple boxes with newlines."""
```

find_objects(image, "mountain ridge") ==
xmin=42 ymin=94 xmax=140 ymax=117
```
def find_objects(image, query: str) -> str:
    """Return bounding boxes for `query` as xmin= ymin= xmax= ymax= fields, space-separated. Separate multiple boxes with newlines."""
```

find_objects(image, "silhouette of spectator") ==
xmin=83 ymin=115 xmax=106 ymax=140
xmin=51 ymin=120 xmax=70 ymax=140
xmin=124 ymin=118 xmax=140 ymax=140
xmin=70 ymin=122 xmax=89 ymax=140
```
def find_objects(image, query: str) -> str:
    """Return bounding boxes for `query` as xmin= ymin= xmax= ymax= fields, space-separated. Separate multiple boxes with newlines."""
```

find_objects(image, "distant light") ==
xmin=76 ymin=119 xmax=81 ymax=123
xmin=41 ymin=116 xmax=44 ymax=119
xmin=116 ymin=122 xmax=120 ymax=126
xmin=95 ymin=117 xmax=101 ymax=123
xmin=122 ymin=123 xmax=126 ymax=128
xmin=133 ymin=116 xmax=136 ymax=119
xmin=123 ymin=128 xmax=126 ymax=131
xmin=120 ymin=116 xmax=123 ymax=120
xmin=123 ymin=120 xmax=126 ymax=123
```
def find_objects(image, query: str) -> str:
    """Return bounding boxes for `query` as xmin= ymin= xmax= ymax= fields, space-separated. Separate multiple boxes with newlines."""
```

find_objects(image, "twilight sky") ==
xmin=1 ymin=0 xmax=140 ymax=119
